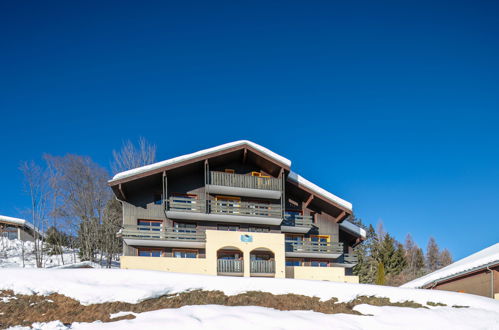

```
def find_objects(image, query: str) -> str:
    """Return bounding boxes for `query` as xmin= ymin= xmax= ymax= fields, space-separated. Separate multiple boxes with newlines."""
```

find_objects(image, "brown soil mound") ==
xmin=0 ymin=289 xmax=425 ymax=328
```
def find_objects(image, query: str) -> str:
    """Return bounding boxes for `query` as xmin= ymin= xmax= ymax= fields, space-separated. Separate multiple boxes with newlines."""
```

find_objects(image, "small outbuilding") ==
xmin=401 ymin=243 xmax=499 ymax=299
xmin=0 ymin=215 xmax=42 ymax=242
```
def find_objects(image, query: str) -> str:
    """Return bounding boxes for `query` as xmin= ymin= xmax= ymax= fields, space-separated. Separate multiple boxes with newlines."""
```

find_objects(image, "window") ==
xmin=174 ymin=222 xmax=197 ymax=233
xmin=224 ymin=169 xmax=235 ymax=174
xmin=138 ymin=248 xmax=163 ymax=257
xmin=310 ymin=235 xmax=330 ymax=243
xmin=251 ymin=171 xmax=261 ymax=177
xmin=286 ymin=258 xmax=302 ymax=266
xmin=248 ymin=226 xmax=270 ymax=232
xmin=153 ymin=193 xmax=162 ymax=205
xmin=311 ymin=260 xmax=329 ymax=267
xmin=138 ymin=220 xmax=162 ymax=231
xmin=251 ymin=254 xmax=271 ymax=261
xmin=173 ymin=249 xmax=197 ymax=258
xmin=218 ymin=224 xmax=239 ymax=231
xmin=285 ymin=234 xmax=304 ymax=241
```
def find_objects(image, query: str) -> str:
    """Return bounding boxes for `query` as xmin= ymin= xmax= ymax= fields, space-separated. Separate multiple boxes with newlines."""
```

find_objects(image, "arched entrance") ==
xmin=217 ymin=247 xmax=244 ymax=276
xmin=250 ymin=248 xmax=275 ymax=277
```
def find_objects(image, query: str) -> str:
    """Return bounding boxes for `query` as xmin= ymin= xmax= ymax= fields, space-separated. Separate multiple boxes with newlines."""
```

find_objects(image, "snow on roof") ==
xmin=110 ymin=140 xmax=354 ymax=213
xmin=340 ymin=220 xmax=367 ymax=239
xmin=401 ymin=243 xmax=499 ymax=289
xmin=288 ymin=171 xmax=353 ymax=211
xmin=0 ymin=215 xmax=43 ymax=236
xmin=111 ymin=140 xmax=292 ymax=182
xmin=0 ymin=215 xmax=27 ymax=226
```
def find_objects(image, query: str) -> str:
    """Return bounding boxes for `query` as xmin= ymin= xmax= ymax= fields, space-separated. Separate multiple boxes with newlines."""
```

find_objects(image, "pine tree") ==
xmin=376 ymin=262 xmax=385 ymax=285
xmin=353 ymin=221 xmax=378 ymax=283
xmin=426 ymin=237 xmax=440 ymax=271
xmin=439 ymin=249 xmax=453 ymax=268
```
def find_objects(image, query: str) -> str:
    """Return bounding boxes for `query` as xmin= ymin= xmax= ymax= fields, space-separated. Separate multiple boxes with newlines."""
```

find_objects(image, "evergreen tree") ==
xmin=353 ymin=221 xmax=378 ymax=284
xmin=426 ymin=237 xmax=440 ymax=271
xmin=376 ymin=262 xmax=385 ymax=285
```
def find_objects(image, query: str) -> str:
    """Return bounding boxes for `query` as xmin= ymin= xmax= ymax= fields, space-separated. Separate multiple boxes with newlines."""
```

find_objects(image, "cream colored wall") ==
xmin=495 ymin=293 xmax=499 ymax=300
xmin=291 ymin=265 xmax=359 ymax=283
xmin=205 ymin=230 xmax=286 ymax=278
xmin=121 ymin=256 xmax=209 ymax=275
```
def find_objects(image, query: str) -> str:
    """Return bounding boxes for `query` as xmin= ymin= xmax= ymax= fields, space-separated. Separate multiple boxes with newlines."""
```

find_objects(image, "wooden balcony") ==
xmin=250 ymin=260 xmax=275 ymax=276
xmin=281 ymin=213 xmax=314 ymax=233
xmin=206 ymin=171 xmax=282 ymax=199
xmin=121 ymin=225 xmax=206 ymax=248
xmin=217 ymin=259 xmax=244 ymax=276
xmin=285 ymin=240 xmax=343 ymax=259
xmin=166 ymin=196 xmax=283 ymax=225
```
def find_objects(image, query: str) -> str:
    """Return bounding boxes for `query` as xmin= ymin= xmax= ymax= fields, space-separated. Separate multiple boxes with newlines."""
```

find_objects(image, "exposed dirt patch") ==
xmin=0 ymin=289 xmax=426 ymax=328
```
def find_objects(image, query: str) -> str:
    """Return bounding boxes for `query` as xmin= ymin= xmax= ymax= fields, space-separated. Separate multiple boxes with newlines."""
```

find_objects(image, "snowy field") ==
xmin=0 ymin=238 xmax=80 ymax=269
xmin=1 ymin=268 xmax=499 ymax=330
xmin=0 ymin=238 xmax=119 ymax=269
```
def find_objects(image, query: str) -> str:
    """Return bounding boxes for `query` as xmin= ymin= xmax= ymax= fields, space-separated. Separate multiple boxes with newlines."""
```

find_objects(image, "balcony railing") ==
xmin=168 ymin=196 xmax=282 ymax=219
xmin=210 ymin=171 xmax=282 ymax=191
xmin=209 ymin=200 xmax=282 ymax=218
xmin=121 ymin=225 xmax=206 ymax=242
xmin=168 ymin=196 xmax=206 ymax=213
xmin=282 ymin=213 xmax=314 ymax=228
xmin=343 ymin=253 xmax=358 ymax=265
xmin=285 ymin=240 xmax=344 ymax=255
xmin=217 ymin=259 xmax=244 ymax=274
xmin=250 ymin=260 xmax=275 ymax=274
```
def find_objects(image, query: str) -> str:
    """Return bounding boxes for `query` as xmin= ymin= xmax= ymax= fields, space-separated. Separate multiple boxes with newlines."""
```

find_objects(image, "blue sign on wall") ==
xmin=240 ymin=234 xmax=253 ymax=243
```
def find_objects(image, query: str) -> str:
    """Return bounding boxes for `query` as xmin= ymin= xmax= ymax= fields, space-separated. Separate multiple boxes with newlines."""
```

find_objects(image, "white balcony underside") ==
xmin=206 ymin=184 xmax=281 ymax=199
xmin=166 ymin=211 xmax=283 ymax=225
xmin=124 ymin=238 xmax=206 ymax=248
xmin=331 ymin=262 xmax=357 ymax=268
xmin=280 ymin=225 xmax=311 ymax=234
xmin=285 ymin=251 xmax=342 ymax=259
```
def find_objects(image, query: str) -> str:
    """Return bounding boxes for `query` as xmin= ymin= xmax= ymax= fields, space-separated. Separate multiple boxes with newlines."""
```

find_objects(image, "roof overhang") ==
xmin=108 ymin=140 xmax=291 ymax=187
xmin=422 ymin=261 xmax=499 ymax=289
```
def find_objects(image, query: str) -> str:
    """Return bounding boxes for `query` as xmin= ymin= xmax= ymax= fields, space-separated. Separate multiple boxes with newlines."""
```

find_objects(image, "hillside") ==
xmin=1 ymin=268 xmax=498 ymax=329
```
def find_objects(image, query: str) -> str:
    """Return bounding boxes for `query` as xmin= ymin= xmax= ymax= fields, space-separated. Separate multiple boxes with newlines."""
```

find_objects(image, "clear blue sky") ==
xmin=1 ymin=1 xmax=498 ymax=260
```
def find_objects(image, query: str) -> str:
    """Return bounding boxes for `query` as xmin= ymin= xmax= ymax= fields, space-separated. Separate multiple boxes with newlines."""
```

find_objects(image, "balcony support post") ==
xmin=204 ymin=160 xmax=209 ymax=213
xmin=162 ymin=171 xmax=167 ymax=211
xmin=335 ymin=211 xmax=346 ymax=223
xmin=279 ymin=168 xmax=285 ymax=219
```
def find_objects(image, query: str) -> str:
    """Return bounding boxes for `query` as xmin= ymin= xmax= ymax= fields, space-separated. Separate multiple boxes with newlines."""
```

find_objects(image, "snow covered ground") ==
xmin=0 ymin=238 xmax=80 ymax=269
xmin=0 ymin=238 xmax=119 ymax=269
xmin=2 ymin=268 xmax=499 ymax=329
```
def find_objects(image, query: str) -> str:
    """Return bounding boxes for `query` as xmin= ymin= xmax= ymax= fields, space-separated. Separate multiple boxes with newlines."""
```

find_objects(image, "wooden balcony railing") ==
xmin=168 ymin=196 xmax=206 ymax=213
xmin=285 ymin=240 xmax=344 ymax=255
xmin=217 ymin=259 xmax=244 ymax=274
xmin=250 ymin=260 xmax=275 ymax=274
xmin=168 ymin=196 xmax=282 ymax=219
xmin=209 ymin=200 xmax=282 ymax=218
xmin=282 ymin=213 xmax=314 ymax=228
xmin=343 ymin=253 xmax=358 ymax=265
xmin=210 ymin=171 xmax=282 ymax=191
xmin=121 ymin=225 xmax=206 ymax=242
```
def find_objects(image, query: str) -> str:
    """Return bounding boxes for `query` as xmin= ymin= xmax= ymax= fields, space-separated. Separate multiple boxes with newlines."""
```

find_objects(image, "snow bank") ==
xmin=1 ymin=269 xmax=498 ymax=312
xmin=110 ymin=140 xmax=291 ymax=182
xmin=13 ymin=304 xmax=499 ymax=330
xmin=402 ymin=243 xmax=499 ymax=288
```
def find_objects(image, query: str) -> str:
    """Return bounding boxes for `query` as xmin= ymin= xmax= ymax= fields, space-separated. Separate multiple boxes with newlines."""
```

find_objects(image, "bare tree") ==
xmin=19 ymin=160 xmax=49 ymax=268
xmin=111 ymin=137 xmax=156 ymax=174
xmin=439 ymin=248 xmax=453 ymax=268
xmin=45 ymin=154 xmax=111 ymax=262
xmin=426 ymin=237 xmax=440 ymax=272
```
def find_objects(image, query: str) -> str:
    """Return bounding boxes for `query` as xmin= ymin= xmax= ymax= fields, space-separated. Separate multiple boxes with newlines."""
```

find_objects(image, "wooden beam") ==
xmin=118 ymin=184 xmax=127 ymax=200
xmin=335 ymin=211 xmax=346 ymax=223
xmin=242 ymin=148 xmax=248 ymax=164
xmin=304 ymin=194 xmax=314 ymax=208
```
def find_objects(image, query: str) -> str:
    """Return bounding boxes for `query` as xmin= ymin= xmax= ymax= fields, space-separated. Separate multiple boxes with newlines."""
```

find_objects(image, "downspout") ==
xmin=486 ymin=266 xmax=494 ymax=299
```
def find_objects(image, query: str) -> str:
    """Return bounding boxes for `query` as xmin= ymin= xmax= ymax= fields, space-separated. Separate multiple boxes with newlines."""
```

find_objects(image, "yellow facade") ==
xmin=121 ymin=229 xmax=356 ymax=283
